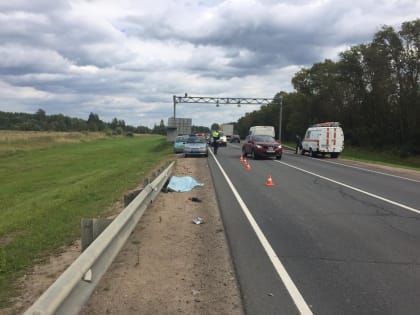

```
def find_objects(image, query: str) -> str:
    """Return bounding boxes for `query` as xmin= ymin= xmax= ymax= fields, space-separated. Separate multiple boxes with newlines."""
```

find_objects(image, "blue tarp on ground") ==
xmin=167 ymin=176 xmax=204 ymax=192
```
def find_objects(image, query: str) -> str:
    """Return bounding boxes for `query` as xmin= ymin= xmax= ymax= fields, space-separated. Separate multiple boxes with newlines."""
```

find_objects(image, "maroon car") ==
xmin=242 ymin=134 xmax=282 ymax=160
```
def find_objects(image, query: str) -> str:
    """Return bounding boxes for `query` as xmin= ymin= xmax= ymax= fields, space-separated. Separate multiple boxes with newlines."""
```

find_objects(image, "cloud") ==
xmin=0 ymin=0 xmax=418 ymax=128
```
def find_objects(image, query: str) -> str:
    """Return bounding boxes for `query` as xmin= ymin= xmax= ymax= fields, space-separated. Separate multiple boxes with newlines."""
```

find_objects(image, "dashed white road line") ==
xmin=212 ymin=146 xmax=419 ymax=315
xmin=277 ymin=160 xmax=420 ymax=215
xmin=283 ymin=151 xmax=420 ymax=183
xmin=320 ymin=159 xmax=420 ymax=183
xmin=210 ymin=149 xmax=313 ymax=315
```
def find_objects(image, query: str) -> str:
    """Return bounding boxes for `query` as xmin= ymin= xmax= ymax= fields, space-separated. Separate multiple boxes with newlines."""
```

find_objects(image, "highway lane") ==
xmin=281 ymin=151 xmax=420 ymax=212
xmin=208 ymin=143 xmax=420 ymax=315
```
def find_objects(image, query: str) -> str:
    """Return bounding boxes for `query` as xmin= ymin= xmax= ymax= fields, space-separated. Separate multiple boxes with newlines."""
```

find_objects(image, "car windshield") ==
xmin=175 ymin=136 xmax=186 ymax=142
xmin=254 ymin=135 xmax=275 ymax=142
xmin=187 ymin=137 xmax=205 ymax=144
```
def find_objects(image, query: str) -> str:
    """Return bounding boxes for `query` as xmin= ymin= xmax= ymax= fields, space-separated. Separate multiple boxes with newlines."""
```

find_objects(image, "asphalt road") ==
xmin=208 ymin=143 xmax=420 ymax=315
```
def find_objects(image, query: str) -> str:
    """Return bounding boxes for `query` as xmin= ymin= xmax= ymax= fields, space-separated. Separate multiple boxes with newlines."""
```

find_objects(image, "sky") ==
xmin=0 ymin=0 xmax=418 ymax=129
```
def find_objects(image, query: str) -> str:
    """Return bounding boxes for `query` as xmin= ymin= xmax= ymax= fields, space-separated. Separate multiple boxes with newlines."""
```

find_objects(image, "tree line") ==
xmin=0 ymin=109 xmax=166 ymax=135
xmin=0 ymin=109 xmax=210 ymax=136
xmin=236 ymin=19 xmax=420 ymax=156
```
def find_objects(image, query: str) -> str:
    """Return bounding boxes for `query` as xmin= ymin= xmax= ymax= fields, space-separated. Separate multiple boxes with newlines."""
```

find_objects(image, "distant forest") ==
xmin=0 ymin=109 xmax=210 ymax=136
xmin=236 ymin=19 xmax=420 ymax=156
xmin=0 ymin=109 xmax=160 ymax=134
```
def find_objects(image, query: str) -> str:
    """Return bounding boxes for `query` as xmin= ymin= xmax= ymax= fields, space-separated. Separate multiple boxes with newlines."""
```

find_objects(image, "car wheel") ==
xmin=301 ymin=149 xmax=305 ymax=155
xmin=276 ymin=154 xmax=282 ymax=160
xmin=310 ymin=148 xmax=317 ymax=158
xmin=251 ymin=150 xmax=258 ymax=160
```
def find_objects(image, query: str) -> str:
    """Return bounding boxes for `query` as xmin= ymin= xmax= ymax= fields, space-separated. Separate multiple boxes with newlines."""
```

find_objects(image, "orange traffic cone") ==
xmin=245 ymin=162 xmax=252 ymax=171
xmin=265 ymin=174 xmax=275 ymax=186
xmin=242 ymin=158 xmax=247 ymax=165
xmin=240 ymin=155 xmax=244 ymax=163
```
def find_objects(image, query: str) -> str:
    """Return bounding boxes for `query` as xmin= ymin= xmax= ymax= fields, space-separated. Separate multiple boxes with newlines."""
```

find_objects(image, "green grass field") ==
xmin=0 ymin=132 xmax=173 ymax=306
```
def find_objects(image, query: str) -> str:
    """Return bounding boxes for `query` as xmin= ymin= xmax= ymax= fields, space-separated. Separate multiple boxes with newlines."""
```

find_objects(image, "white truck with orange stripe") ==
xmin=301 ymin=122 xmax=344 ymax=158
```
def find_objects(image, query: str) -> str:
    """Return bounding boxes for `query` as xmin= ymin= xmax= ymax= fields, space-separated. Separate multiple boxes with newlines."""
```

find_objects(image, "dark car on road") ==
xmin=242 ymin=134 xmax=282 ymax=160
xmin=230 ymin=135 xmax=240 ymax=143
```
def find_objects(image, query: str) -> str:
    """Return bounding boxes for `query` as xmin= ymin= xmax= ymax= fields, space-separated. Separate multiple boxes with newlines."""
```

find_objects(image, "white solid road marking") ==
xmin=277 ymin=160 xmax=420 ymax=215
xmin=210 ymin=150 xmax=313 ymax=315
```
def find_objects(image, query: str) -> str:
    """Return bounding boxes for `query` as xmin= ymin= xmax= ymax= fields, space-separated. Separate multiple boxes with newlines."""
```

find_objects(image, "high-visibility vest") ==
xmin=212 ymin=131 xmax=219 ymax=138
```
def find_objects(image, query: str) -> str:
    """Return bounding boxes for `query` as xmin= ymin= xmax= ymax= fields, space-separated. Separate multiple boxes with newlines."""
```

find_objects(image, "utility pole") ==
xmin=173 ymin=95 xmax=177 ymax=119
xmin=278 ymin=96 xmax=283 ymax=141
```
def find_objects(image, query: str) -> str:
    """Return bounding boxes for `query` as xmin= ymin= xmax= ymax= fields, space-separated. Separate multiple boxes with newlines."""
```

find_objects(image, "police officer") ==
xmin=295 ymin=134 xmax=302 ymax=154
xmin=212 ymin=129 xmax=220 ymax=154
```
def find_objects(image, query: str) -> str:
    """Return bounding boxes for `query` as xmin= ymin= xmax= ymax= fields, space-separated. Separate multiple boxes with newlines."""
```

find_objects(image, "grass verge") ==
xmin=0 ymin=133 xmax=173 ymax=306
xmin=340 ymin=146 xmax=420 ymax=170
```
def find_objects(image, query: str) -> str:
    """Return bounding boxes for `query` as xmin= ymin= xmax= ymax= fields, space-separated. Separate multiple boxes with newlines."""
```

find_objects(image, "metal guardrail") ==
xmin=24 ymin=161 xmax=175 ymax=315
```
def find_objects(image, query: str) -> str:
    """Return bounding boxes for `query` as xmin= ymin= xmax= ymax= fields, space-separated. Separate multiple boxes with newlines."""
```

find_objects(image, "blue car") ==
xmin=173 ymin=135 xmax=189 ymax=153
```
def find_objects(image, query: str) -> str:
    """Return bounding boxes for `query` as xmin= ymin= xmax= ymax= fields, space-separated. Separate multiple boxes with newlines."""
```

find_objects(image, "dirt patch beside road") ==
xmin=81 ymin=156 xmax=243 ymax=314
xmin=4 ymin=156 xmax=243 ymax=315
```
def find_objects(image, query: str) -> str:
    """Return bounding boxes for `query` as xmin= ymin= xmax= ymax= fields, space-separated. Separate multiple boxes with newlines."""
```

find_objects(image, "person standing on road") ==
xmin=212 ymin=129 xmax=220 ymax=155
xmin=295 ymin=134 xmax=302 ymax=154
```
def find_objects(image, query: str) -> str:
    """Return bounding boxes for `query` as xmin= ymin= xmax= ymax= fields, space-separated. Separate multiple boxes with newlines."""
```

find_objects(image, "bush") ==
xmin=115 ymin=127 xmax=123 ymax=135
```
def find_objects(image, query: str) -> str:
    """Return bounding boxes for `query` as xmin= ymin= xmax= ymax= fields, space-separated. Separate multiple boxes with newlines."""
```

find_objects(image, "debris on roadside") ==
xmin=192 ymin=216 xmax=204 ymax=225
xmin=188 ymin=197 xmax=202 ymax=202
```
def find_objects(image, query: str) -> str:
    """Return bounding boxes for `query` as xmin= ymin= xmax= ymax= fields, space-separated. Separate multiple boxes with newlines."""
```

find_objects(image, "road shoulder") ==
xmin=80 ymin=156 xmax=243 ymax=314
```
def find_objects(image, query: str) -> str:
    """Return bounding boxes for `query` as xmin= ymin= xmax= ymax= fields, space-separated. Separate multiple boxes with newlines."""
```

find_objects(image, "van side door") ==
xmin=302 ymin=130 xmax=311 ymax=151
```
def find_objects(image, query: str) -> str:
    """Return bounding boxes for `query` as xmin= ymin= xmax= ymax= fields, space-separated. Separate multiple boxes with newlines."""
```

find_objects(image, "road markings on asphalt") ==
xmin=210 ymin=150 xmax=313 ymax=315
xmin=322 ymin=159 xmax=420 ymax=183
xmin=277 ymin=160 xmax=420 ymax=215
xmin=283 ymin=151 xmax=420 ymax=183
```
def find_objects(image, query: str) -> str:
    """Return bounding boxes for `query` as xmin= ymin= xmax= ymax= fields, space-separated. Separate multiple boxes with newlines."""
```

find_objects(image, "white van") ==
xmin=301 ymin=122 xmax=344 ymax=158
xmin=249 ymin=126 xmax=275 ymax=137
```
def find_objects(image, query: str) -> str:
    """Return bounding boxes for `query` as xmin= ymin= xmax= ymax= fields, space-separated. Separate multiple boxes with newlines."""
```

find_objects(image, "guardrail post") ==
xmin=81 ymin=219 xmax=112 ymax=252
xmin=123 ymin=189 xmax=142 ymax=207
